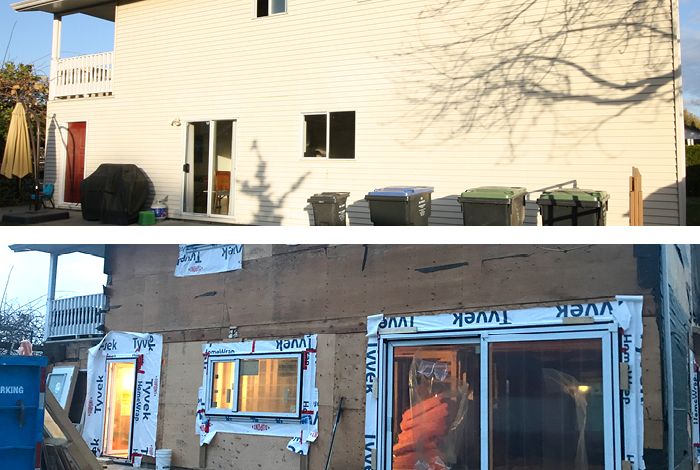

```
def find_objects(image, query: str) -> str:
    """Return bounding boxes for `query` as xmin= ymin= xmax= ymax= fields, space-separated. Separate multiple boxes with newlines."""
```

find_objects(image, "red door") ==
xmin=65 ymin=122 xmax=86 ymax=203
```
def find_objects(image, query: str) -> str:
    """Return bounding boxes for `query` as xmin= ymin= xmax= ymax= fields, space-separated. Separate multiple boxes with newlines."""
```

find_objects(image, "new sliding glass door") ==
xmin=182 ymin=120 xmax=236 ymax=218
xmin=383 ymin=327 xmax=619 ymax=470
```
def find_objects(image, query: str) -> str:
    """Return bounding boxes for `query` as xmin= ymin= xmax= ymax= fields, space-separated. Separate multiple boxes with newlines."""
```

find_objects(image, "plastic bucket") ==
xmin=156 ymin=449 xmax=172 ymax=470
xmin=151 ymin=202 xmax=168 ymax=221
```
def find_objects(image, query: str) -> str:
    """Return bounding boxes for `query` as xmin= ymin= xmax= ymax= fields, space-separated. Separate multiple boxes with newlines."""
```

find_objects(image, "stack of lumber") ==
xmin=42 ymin=390 xmax=104 ymax=470
xmin=393 ymin=394 xmax=450 ymax=469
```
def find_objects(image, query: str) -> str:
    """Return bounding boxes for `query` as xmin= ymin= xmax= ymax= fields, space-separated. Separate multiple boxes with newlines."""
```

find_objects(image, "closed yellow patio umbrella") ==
xmin=1 ymin=102 xmax=33 ymax=180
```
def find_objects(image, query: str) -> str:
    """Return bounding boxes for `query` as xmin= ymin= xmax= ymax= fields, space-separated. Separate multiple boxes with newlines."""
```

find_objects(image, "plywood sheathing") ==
xmin=310 ymin=333 xmax=366 ymax=470
xmin=106 ymin=244 xmax=650 ymax=337
xmin=103 ymin=244 xmax=663 ymax=468
xmin=642 ymin=317 xmax=663 ymax=449
xmin=205 ymin=433 xmax=300 ymax=470
xmin=158 ymin=341 xmax=206 ymax=469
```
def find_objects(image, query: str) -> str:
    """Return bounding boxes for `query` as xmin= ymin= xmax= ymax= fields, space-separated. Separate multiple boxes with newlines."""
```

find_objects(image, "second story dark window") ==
xmin=257 ymin=0 xmax=286 ymax=17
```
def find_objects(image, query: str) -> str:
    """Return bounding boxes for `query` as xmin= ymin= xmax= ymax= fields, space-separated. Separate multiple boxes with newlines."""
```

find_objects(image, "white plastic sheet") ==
xmin=175 ymin=244 xmax=242 ymax=277
xmin=82 ymin=331 xmax=163 ymax=462
xmin=196 ymin=336 xmax=319 ymax=455
xmin=365 ymin=297 xmax=645 ymax=470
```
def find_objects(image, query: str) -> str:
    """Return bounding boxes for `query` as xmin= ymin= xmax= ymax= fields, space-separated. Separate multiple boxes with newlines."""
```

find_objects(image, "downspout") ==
xmin=662 ymin=244 xmax=674 ymax=470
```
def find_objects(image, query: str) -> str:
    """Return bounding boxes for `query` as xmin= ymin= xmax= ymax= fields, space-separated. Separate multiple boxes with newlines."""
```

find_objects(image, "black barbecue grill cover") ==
xmin=80 ymin=164 xmax=150 ymax=225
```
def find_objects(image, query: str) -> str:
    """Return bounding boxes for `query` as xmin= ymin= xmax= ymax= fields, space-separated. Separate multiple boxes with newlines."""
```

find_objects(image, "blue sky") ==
xmin=681 ymin=0 xmax=700 ymax=115
xmin=2 ymin=0 xmax=700 ymax=113
xmin=0 ymin=245 xmax=107 ymax=313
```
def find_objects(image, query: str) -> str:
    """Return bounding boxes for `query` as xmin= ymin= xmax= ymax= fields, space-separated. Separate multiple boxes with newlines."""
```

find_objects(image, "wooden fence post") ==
xmin=629 ymin=167 xmax=643 ymax=226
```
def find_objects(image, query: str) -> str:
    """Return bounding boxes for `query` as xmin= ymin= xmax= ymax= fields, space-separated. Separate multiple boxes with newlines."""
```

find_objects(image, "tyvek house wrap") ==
xmin=82 ymin=331 xmax=163 ymax=461
xmin=196 ymin=335 xmax=319 ymax=455
xmin=364 ymin=296 xmax=645 ymax=470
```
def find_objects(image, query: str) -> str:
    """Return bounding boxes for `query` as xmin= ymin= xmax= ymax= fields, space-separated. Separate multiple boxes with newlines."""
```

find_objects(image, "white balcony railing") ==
xmin=46 ymin=293 xmax=108 ymax=340
xmin=53 ymin=52 xmax=114 ymax=98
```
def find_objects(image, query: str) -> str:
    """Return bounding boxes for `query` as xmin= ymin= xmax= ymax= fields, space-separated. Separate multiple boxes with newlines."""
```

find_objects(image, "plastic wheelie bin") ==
xmin=0 ymin=355 xmax=47 ymax=469
xmin=364 ymin=186 xmax=433 ymax=225
xmin=536 ymin=189 xmax=610 ymax=226
xmin=457 ymin=186 xmax=527 ymax=226
xmin=307 ymin=192 xmax=350 ymax=226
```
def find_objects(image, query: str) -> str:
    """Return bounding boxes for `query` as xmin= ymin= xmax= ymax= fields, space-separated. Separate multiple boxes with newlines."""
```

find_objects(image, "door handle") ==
xmin=183 ymin=163 xmax=190 ymax=173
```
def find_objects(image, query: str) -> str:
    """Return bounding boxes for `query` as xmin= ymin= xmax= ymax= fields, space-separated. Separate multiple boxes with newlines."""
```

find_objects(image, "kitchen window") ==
xmin=302 ymin=111 xmax=356 ymax=159
xmin=205 ymin=353 xmax=302 ymax=419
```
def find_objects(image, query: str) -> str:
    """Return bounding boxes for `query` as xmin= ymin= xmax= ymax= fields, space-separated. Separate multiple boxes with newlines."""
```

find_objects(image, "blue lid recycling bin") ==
xmin=364 ymin=186 xmax=434 ymax=225
xmin=0 ymin=355 xmax=47 ymax=470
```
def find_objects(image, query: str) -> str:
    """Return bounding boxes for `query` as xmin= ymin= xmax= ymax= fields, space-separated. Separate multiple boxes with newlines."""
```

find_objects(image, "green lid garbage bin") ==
xmin=364 ymin=186 xmax=433 ymax=225
xmin=536 ymin=189 xmax=610 ymax=226
xmin=307 ymin=192 xmax=350 ymax=226
xmin=457 ymin=186 xmax=527 ymax=226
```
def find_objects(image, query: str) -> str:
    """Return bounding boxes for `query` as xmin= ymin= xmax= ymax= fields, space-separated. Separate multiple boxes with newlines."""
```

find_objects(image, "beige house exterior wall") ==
xmin=44 ymin=0 xmax=684 ymax=225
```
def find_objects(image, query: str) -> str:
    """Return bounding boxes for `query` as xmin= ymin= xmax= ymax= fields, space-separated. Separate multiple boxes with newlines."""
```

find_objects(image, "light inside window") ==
xmin=238 ymin=357 xmax=299 ymax=414
xmin=391 ymin=344 xmax=481 ymax=470
xmin=211 ymin=361 xmax=236 ymax=409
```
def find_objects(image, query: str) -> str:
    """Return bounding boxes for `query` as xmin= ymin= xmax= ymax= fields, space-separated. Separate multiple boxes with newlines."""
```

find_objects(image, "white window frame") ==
xmin=300 ymin=111 xmax=357 ymax=160
xmin=101 ymin=356 xmax=138 ymax=460
xmin=377 ymin=323 xmax=622 ymax=470
xmin=204 ymin=352 xmax=303 ymax=419
xmin=254 ymin=0 xmax=287 ymax=18
xmin=180 ymin=118 xmax=238 ymax=219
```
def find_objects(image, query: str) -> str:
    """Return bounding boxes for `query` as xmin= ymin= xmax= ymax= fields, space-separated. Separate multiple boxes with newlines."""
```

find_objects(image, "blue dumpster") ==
xmin=0 ymin=355 xmax=47 ymax=470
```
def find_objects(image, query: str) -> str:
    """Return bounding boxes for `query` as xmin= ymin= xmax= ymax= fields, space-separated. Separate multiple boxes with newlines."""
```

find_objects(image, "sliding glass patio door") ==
xmin=384 ymin=327 xmax=619 ymax=470
xmin=182 ymin=120 xmax=236 ymax=218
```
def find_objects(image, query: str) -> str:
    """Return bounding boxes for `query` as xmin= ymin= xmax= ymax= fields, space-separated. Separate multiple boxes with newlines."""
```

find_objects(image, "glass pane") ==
xmin=211 ymin=121 xmax=234 ymax=216
xmin=329 ymin=111 xmax=355 ymax=159
xmin=183 ymin=121 xmax=210 ymax=214
xmin=211 ymin=361 xmax=236 ymax=410
xmin=238 ymin=357 xmax=299 ymax=414
xmin=257 ymin=0 xmax=268 ymax=17
xmin=271 ymin=0 xmax=286 ymax=14
xmin=47 ymin=374 xmax=67 ymax=399
xmin=304 ymin=114 xmax=327 ymax=157
xmin=103 ymin=361 xmax=135 ymax=458
xmin=391 ymin=344 xmax=481 ymax=470
xmin=489 ymin=339 xmax=604 ymax=470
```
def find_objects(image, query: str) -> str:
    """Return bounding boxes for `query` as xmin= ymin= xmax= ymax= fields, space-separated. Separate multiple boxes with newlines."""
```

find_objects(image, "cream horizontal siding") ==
xmin=42 ymin=0 xmax=681 ymax=225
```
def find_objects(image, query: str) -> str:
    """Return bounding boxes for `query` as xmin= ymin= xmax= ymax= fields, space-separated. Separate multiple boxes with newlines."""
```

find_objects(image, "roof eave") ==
xmin=11 ymin=0 xmax=116 ymax=21
xmin=10 ymin=244 xmax=106 ymax=258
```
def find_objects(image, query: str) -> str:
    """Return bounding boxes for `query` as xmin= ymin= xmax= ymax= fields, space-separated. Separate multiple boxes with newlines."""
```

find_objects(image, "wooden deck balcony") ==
xmin=52 ymin=52 xmax=114 ymax=99
xmin=46 ymin=293 xmax=107 ymax=340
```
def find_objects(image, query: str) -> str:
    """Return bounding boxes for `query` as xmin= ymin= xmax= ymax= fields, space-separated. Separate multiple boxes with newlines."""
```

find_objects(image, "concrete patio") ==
xmin=0 ymin=205 xmax=232 ymax=226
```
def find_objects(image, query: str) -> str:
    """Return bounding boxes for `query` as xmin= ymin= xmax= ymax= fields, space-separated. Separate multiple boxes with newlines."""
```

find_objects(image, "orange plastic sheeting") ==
xmin=392 ymin=396 xmax=450 ymax=469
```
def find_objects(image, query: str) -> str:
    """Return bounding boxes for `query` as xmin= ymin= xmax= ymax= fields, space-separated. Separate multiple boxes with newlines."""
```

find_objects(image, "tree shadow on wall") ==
xmin=240 ymin=140 xmax=309 ymax=225
xmin=390 ymin=0 xmax=677 ymax=160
